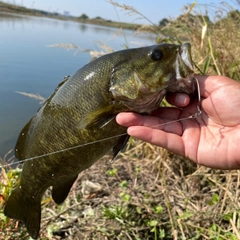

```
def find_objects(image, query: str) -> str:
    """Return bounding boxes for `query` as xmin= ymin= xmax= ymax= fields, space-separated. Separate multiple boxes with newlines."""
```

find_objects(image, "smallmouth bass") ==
xmin=4 ymin=43 xmax=195 ymax=239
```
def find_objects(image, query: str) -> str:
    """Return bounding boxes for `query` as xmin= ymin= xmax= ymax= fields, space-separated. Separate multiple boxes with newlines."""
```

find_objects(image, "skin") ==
xmin=116 ymin=74 xmax=240 ymax=170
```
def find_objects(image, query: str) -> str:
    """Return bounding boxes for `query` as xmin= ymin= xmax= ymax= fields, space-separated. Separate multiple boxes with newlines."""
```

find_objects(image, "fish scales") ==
xmin=4 ymin=43 xmax=195 ymax=239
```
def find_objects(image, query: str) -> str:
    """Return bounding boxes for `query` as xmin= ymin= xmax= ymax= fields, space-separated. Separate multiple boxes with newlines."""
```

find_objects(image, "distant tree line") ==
xmin=78 ymin=13 xmax=89 ymax=20
xmin=78 ymin=10 xmax=240 ymax=28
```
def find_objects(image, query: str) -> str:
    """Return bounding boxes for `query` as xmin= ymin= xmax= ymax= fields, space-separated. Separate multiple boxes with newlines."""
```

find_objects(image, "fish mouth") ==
xmin=180 ymin=43 xmax=194 ymax=71
xmin=167 ymin=43 xmax=195 ymax=95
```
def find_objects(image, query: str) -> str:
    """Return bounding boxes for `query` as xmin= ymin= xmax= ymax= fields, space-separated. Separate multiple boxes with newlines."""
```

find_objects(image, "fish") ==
xmin=4 ymin=42 xmax=195 ymax=239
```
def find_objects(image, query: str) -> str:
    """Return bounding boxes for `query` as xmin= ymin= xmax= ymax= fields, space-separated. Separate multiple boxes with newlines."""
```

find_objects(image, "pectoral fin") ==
xmin=111 ymin=134 xmax=130 ymax=162
xmin=77 ymin=105 xmax=125 ymax=129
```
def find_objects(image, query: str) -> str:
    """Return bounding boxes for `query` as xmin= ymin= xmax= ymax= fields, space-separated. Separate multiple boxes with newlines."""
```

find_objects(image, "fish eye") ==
xmin=151 ymin=49 xmax=163 ymax=61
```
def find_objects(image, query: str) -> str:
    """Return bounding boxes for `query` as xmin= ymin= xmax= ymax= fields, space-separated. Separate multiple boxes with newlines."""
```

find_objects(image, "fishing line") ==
xmin=0 ymin=78 xmax=202 ymax=169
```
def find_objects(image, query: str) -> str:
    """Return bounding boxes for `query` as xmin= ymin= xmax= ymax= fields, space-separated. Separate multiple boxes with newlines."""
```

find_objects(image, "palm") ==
xmin=116 ymin=75 xmax=240 ymax=169
xmin=177 ymin=77 xmax=240 ymax=169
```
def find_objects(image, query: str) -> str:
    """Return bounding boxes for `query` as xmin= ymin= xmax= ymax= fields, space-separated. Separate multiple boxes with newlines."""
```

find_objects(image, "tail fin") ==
xmin=4 ymin=186 xmax=41 ymax=239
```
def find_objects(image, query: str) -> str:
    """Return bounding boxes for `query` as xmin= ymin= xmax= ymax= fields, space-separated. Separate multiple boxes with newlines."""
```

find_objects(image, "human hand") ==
xmin=116 ymin=75 xmax=240 ymax=169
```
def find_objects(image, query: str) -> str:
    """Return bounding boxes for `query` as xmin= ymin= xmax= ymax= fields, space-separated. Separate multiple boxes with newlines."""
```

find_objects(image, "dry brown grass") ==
xmin=2 ymin=140 xmax=240 ymax=239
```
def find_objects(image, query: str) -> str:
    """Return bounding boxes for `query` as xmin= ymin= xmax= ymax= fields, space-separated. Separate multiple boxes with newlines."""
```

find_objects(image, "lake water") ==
xmin=0 ymin=12 xmax=155 ymax=160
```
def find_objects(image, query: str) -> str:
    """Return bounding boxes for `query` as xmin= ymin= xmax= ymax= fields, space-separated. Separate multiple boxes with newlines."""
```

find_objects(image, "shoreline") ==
xmin=0 ymin=1 xmax=142 ymax=30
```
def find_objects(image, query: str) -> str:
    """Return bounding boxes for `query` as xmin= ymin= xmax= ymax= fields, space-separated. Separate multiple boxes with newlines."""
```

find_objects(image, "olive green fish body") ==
xmin=4 ymin=43 xmax=195 ymax=239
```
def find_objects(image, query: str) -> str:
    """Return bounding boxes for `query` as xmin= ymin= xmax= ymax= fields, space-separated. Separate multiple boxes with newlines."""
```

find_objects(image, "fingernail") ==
xmin=175 ymin=94 xmax=188 ymax=106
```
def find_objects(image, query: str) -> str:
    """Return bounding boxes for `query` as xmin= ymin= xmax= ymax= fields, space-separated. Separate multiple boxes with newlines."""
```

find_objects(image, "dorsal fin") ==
xmin=15 ymin=117 xmax=33 ymax=161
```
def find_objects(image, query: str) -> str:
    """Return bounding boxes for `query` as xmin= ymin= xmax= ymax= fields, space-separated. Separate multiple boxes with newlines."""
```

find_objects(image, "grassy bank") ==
xmin=1 ymin=1 xmax=240 ymax=239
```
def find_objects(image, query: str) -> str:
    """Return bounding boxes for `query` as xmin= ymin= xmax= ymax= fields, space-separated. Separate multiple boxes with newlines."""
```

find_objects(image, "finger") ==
xmin=165 ymin=92 xmax=190 ymax=107
xmin=116 ymin=111 xmax=170 ymax=127
xmin=127 ymin=126 xmax=185 ymax=156
xmin=116 ymin=112 xmax=144 ymax=127
xmin=152 ymin=100 xmax=200 ymax=120
xmin=151 ymin=107 xmax=182 ymax=119
xmin=116 ymin=112 xmax=183 ymax=135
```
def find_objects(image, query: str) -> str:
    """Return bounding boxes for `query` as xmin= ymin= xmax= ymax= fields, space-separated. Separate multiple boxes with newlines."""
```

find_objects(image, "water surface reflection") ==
xmin=0 ymin=12 xmax=155 ymax=159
